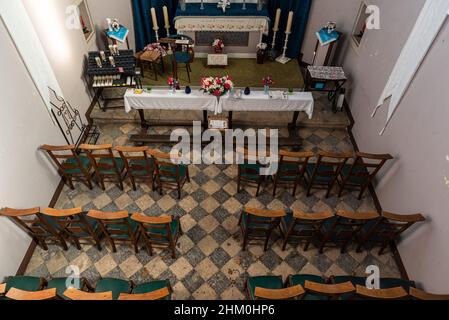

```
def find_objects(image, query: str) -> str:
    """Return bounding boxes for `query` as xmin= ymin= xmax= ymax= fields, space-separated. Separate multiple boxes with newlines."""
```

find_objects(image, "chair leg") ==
xmin=73 ymin=237 xmax=82 ymax=250
xmin=59 ymin=236 xmax=69 ymax=251
xmin=378 ymin=241 xmax=390 ymax=255
xmin=282 ymin=237 xmax=288 ymax=251
xmin=264 ymin=233 xmax=271 ymax=252
xmin=304 ymin=240 xmax=311 ymax=252
xmin=242 ymin=233 xmax=248 ymax=251
xmin=67 ymin=176 xmax=75 ymax=190
xmin=38 ymin=238 xmax=49 ymax=251
xmin=358 ymin=185 xmax=369 ymax=200
xmin=99 ymin=176 xmax=106 ymax=191
xmin=186 ymin=64 xmax=191 ymax=83
xmin=130 ymin=176 xmax=137 ymax=192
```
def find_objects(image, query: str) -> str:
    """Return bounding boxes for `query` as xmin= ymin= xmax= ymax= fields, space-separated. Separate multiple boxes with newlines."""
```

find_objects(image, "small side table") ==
xmin=305 ymin=66 xmax=347 ymax=113
xmin=136 ymin=51 xmax=165 ymax=80
xmin=207 ymin=54 xmax=228 ymax=67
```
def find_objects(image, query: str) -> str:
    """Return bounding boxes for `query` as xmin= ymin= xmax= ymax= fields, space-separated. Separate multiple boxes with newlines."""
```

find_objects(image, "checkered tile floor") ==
xmin=24 ymin=123 xmax=401 ymax=300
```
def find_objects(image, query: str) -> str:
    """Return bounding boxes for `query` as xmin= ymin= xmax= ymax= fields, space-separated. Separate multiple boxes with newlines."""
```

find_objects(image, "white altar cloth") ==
xmin=217 ymin=91 xmax=314 ymax=118
xmin=124 ymin=89 xmax=218 ymax=113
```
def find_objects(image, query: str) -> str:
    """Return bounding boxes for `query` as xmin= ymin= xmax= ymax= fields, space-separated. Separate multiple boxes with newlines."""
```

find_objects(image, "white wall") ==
xmin=0 ymin=18 xmax=66 ymax=280
xmin=338 ymin=0 xmax=449 ymax=293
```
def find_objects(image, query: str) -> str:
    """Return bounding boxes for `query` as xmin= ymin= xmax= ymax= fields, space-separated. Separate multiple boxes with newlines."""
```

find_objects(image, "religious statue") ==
xmin=217 ymin=0 xmax=231 ymax=13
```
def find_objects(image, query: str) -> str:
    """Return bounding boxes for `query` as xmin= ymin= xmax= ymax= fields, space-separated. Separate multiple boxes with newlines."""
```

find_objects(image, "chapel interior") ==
xmin=1 ymin=0 xmax=449 ymax=302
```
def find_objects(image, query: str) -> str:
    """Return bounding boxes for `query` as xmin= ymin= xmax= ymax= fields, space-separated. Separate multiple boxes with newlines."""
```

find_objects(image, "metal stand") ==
xmin=165 ymin=26 xmax=170 ymax=38
xmin=154 ymin=28 xmax=160 ymax=42
xmin=269 ymin=30 xmax=278 ymax=60
xmin=276 ymin=32 xmax=292 ymax=64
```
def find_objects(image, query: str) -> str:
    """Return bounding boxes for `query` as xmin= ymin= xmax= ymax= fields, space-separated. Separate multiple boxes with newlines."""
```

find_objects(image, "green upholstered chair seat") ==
xmin=129 ymin=159 xmax=154 ymax=176
xmin=247 ymin=276 xmax=283 ymax=300
xmin=133 ymin=280 xmax=171 ymax=299
xmin=148 ymin=220 xmax=179 ymax=238
xmin=289 ymin=274 xmax=327 ymax=300
xmin=159 ymin=165 xmax=187 ymax=182
xmin=241 ymin=213 xmax=272 ymax=230
xmin=47 ymin=278 xmax=81 ymax=299
xmin=63 ymin=156 xmax=91 ymax=174
xmin=175 ymin=51 xmax=191 ymax=64
xmin=96 ymin=278 xmax=131 ymax=300
xmin=5 ymin=276 xmax=42 ymax=292
xmin=239 ymin=163 xmax=263 ymax=181
xmin=109 ymin=218 xmax=138 ymax=239
xmin=97 ymin=158 xmax=125 ymax=174
xmin=306 ymin=164 xmax=336 ymax=183
xmin=341 ymin=165 xmax=370 ymax=185
xmin=277 ymin=163 xmax=301 ymax=181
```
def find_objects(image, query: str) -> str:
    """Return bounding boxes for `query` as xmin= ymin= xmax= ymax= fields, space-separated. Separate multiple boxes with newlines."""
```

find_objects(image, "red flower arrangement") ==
xmin=201 ymin=75 xmax=234 ymax=96
xmin=262 ymin=76 xmax=274 ymax=87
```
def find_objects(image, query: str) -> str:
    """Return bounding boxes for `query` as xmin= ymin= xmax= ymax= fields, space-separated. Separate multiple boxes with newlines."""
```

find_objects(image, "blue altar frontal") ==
xmin=174 ymin=3 xmax=270 ymax=20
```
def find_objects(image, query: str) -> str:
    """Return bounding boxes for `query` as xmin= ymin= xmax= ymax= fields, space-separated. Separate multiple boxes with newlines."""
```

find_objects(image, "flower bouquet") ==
xmin=201 ymin=76 xmax=234 ymax=97
xmin=262 ymin=76 xmax=273 ymax=94
xmin=144 ymin=42 xmax=168 ymax=57
xmin=167 ymin=77 xmax=179 ymax=93
xmin=212 ymin=38 xmax=224 ymax=54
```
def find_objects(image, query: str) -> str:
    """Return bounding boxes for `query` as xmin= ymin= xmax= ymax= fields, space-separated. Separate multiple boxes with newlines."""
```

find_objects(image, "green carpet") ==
xmin=141 ymin=57 xmax=304 ymax=89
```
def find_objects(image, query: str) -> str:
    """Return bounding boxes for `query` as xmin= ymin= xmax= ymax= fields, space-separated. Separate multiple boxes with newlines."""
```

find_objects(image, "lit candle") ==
xmin=286 ymin=11 xmax=294 ymax=34
xmin=163 ymin=6 xmax=170 ymax=28
xmin=273 ymin=8 xmax=281 ymax=32
xmin=151 ymin=8 xmax=159 ymax=30
xmin=113 ymin=45 xmax=119 ymax=55
xmin=95 ymin=57 xmax=102 ymax=68
xmin=109 ymin=56 xmax=115 ymax=67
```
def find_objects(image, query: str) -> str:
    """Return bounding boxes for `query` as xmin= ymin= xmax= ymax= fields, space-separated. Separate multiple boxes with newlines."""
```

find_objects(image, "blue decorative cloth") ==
xmin=175 ymin=4 xmax=269 ymax=20
xmin=316 ymin=28 xmax=340 ymax=46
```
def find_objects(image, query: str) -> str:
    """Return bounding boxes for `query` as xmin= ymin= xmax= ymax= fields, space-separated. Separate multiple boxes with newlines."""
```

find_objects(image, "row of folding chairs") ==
xmin=239 ymin=208 xmax=425 ymax=255
xmin=0 ymin=276 xmax=170 ymax=301
xmin=238 ymin=150 xmax=393 ymax=199
xmin=246 ymin=274 xmax=449 ymax=300
xmin=0 ymin=208 xmax=182 ymax=258
xmin=41 ymin=144 xmax=190 ymax=199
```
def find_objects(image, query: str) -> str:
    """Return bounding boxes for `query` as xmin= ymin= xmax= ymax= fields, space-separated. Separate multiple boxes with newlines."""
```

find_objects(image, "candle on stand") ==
xmin=109 ymin=56 xmax=115 ymax=67
xmin=163 ymin=6 xmax=169 ymax=27
xmin=95 ymin=57 xmax=102 ymax=68
xmin=151 ymin=8 xmax=158 ymax=29
xmin=100 ymin=51 xmax=106 ymax=61
xmin=273 ymin=8 xmax=281 ymax=32
xmin=286 ymin=11 xmax=294 ymax=34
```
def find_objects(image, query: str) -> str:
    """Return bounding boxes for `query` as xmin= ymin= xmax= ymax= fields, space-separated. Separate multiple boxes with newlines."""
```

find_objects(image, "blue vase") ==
xmin=244 ymin=87 xmax=251 ymax=95
xmin=185 ymin=86 xmax=192 ymax=94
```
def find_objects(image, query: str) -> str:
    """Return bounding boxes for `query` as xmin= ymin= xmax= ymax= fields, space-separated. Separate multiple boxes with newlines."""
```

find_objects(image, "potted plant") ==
xmin=212 ymin=37 xmax=225 ymax=54
xmin=256 ymin=43 xmax=267 ymax=64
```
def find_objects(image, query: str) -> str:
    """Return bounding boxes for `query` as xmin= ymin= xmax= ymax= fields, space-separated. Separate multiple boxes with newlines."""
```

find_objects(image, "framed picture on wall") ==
xmin=351 ymin=1 xmax=370 ymax=51
xmin=74 ymin=0 xmax=94 ymax=43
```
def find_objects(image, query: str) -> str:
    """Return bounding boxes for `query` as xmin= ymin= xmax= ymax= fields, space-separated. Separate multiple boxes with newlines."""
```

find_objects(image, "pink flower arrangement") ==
xmin=201 ymin=75 xmax=234 ymax=96
xmin=262 ymin=76 xmax=274 ymax=87
xmin=167 ymin=77 xmax=175 ymax=86
xmin=212 ymin=38 xmax=224 ymax=52
xmin=144 ymin=43 xmax=168 ymax=56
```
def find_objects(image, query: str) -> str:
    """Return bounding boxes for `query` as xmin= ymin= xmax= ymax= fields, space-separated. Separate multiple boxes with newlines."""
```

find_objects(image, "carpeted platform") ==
xmin=142 ymin=57 xmax=304 ymax=88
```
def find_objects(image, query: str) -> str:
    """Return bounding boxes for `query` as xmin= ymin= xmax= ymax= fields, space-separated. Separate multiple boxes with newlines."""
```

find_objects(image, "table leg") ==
xmin=138 ymin=109 xmax=149 ymax=132
xmin=203 ymin=110 xmax=208 ymax=131
xmin=288 ymin=111 xmax=300 ymax=136
xmin=228 ymin=111 xmax=233 ymax=129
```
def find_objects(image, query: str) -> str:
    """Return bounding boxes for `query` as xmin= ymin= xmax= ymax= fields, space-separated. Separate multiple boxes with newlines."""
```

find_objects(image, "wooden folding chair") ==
xmin=115 ymin=146 xmax=155 ymax=191
xmin=64 ymin=288 xmax=113 ymax=300
xmin=237 ymin=148 xmax=269 ymax=197
xmin=42 ymin=207 xmax=102 ymax=251
xmin=0 ymin=208 xmax=68 ymax=251
xmin=131 ymin=214 xmax=182 ymax=259
xmin=355 ymin=285 xmax=408 ymax=300
xmin=92 ymin=278 xmax=133 ymax=300
xmin=280 ymin=211 xmax=334 ymax=251
xmin=409 ymin=287 xmax=449 ymax=301
xmin=254 ymin=285 xmax=305 ymax=300
xmin=272 ymin=150 xmax=314 ymax=197
xmin=87 ymin=210 xmax=139 ymax=253
xmin=119 ymin=280 xmax=171 ymax=300
xmin=79 ymin=144 xmax=125 ymax=190
xmin=245 ymin=276 xmax=284 ymax=300
xmin=357 ymin=211 xmax=425 ymax=255
xmin=239 ymin=208 xmax=286 ymax=251
xmin=338 ymin=152 xmax=393 ymax=199
xmin=41 ymin=144 xmax=93 ymax=190
xmin=148 ymin=149 xmax=190 ymax=199
xmin=304 ymin=281 xmax=356 ymax=300
xmin=305 ymin=151 xmax=353 ymax=198
xmin=5 ymin=288 xmax=58 ymax=301
xmin=318 ymin=210 xmax=380 ymax=254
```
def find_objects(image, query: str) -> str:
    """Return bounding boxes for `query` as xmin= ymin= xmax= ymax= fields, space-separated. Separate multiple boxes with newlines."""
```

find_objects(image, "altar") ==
xmin=174 ymin=2 xmax=270 ymax=58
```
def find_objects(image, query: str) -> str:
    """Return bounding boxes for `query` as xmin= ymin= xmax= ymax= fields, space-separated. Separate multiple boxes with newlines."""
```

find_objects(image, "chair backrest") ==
xmin=333 ymin=210 xmax=380 ymax=237
xmin=346 ymin=152 xmax=393 ymax=184
xmin=243 ymin=208 xmax=286 ymax=233
xmin=0 ymin=207 xmax=58 ymax=238
xmin=356 ymin=285 xmax=408 ymax=300
xmin=0 ymin=283 xmax=6 ymax=295
xmin=115 ymin=146 xmax=153 ymax=176
xmin=148 ymin=149 xmax=182 ymax=181
xmin=304 ymin=281 xmax=355 ymax=299
xmin=168 ymin=34 xmax=194 ymax=51
xmin=42 ymin=207 xmax=95 ymax=238
xmin=311 ymin=151 xmax=354 ymax=181
xmin=79 ymin=144 xmax=119 ymax=175
xmin=64 ymin=288 xmax=113 ymax=300
xmin=278 ymin=150 xmax=314 ymax=178
xmin=41 ymin=145 xmax=87 ymax=175
xmin=254 ymin=285 xmax=305 ymax=300
xmin=373 ymin=212 xmax=426 ymax=240
xmin=6 ymin=288 xmax=57 ymax=301
xmin=87 ymin=210 xmax=132 ymax=239
xmin=409 ymin=287 xmax=449 ymax=301
xmin=118 ymin=287 xmax=171 ymax=301
xmin=289 ymin=211 xmax=335 ymax=235
xmin=131 ymin=214 xmax=174 ymax=242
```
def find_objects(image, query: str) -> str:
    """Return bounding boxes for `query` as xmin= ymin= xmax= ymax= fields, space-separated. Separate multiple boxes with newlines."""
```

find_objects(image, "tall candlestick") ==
xmin=151 ymin=8 xmax=159 ymax=30
xmin=286 ymin=11 xmax=294 ymax=34
xmin=273 ymin=8 xmax=281 ymax=32
xmin=163 ymin=6 xmax=170 ymax=37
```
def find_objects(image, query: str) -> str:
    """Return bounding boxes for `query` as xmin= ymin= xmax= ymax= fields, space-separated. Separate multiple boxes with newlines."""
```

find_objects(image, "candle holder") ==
xmin=154 ymin=28 xmax=160 ymax=42
xmin=242 ymin=0 xmax=247 ymax=10
xmin=268 ymin=30 xmax=278 ymax=60
xmin=165 ymin=26 xmax=170 ymax=37
xmin=276 ymin=32 xmax=292 ymax=64
xmin=200 ymin=0 xmax=205 ymax=10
